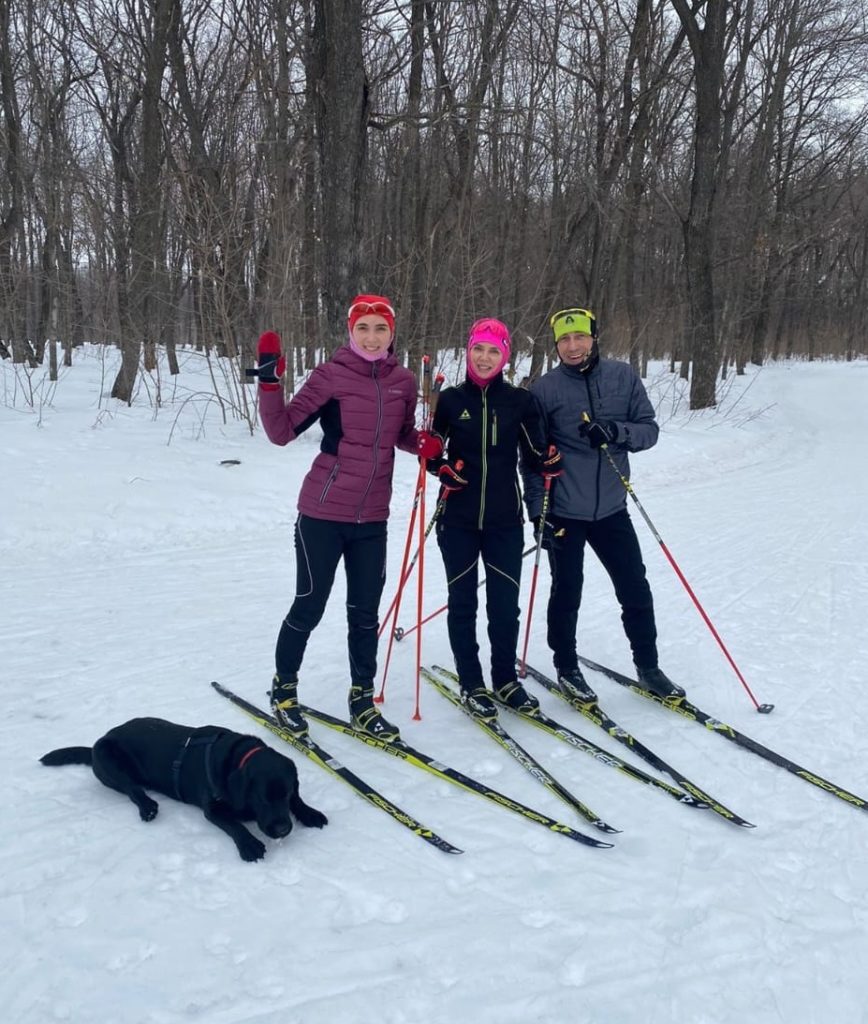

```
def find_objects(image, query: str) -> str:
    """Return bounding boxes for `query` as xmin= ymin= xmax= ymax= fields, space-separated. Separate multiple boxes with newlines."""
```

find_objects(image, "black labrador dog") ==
xmin=41 ymin=717 xmax=327 ymax=861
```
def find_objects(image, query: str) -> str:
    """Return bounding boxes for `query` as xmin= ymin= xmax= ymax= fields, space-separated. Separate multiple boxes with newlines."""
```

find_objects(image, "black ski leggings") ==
xmin=546 ymin=508 xmax=657 ymax=671
xmin=275 ymin=515 xmax=387 ymax=686
xmin=436 ymin=522 xmax=524 ymax=689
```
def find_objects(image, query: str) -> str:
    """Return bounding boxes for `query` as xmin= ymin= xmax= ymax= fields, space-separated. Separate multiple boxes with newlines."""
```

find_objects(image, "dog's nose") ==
xmin=271 ymin=821 xmax=292 ymax=838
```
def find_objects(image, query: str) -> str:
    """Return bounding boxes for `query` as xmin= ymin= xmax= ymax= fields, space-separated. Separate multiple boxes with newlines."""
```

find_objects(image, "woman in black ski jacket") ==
xmin=428 ymin=318 xmax=560 ymax=720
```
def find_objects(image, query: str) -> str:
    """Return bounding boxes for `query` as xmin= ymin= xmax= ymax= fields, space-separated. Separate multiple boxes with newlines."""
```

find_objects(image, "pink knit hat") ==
xmin=466 ymin=318 xmax=510 ymax=386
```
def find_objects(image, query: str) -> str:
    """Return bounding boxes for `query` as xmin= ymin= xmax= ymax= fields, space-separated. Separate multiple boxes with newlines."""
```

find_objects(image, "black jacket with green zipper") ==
xmin=428 ymin=374 xmax=547 ymax=530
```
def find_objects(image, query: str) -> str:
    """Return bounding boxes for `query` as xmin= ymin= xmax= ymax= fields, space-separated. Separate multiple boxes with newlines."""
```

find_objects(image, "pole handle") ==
xmin=421 ymin=355 xmax=432 ymax=423
xmin=428 ymin=372 xmax=446 ymax=424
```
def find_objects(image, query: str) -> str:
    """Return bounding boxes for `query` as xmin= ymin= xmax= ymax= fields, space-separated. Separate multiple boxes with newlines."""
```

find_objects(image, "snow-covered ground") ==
xmin=2 ymin=347 xmax=867 ymax=1024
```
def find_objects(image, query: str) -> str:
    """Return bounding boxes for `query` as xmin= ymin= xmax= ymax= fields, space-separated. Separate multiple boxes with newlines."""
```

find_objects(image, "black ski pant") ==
xmin=545 ymin=508 xmax=657 ymax=671
xmin=436 ymin=522 xmax=524 ymax=690
xmin=275 ymin=515 xmax=387 ymax=687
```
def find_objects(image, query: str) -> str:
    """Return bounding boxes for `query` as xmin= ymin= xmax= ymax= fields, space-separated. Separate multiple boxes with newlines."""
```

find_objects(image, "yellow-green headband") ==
xmin=551 ymin=307 xmax=596 ymax=343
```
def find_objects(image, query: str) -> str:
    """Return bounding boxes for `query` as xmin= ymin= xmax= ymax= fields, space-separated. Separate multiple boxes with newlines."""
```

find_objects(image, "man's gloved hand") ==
xmin=438 ymin=460 xmax=468 ymax=493
xmin=579 ymin=418 xmax=618 ymax=449
xmin=256 ymin=331 xmax=286 ymax=391
xmin=532 ymin=515 xmax=566 ymax=551
xmin=417 ymin=431 xmax=444 ymax=460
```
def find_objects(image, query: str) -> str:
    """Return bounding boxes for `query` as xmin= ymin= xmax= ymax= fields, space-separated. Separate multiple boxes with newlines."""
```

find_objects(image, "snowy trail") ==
xmin=2 ymin=354 xmax=867 ymax=1023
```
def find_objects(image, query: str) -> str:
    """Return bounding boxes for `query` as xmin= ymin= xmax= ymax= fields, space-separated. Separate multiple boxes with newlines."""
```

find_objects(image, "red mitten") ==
xmin=416 ymin=431 xmax=444 ymax=460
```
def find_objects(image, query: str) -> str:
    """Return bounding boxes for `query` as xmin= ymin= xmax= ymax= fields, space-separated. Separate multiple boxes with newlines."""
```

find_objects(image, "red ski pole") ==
xmin=412 ymin=363 xmax=446 ymax=719
xmin=585 ymin=413 xmax=773 ymax=713
xmin=413 ymin=455 xmax=426 ymax=719
xmin=378 ymin=478 xmax=457 ymax=637
xmin=377 ymin=361 xmax=443 ymax=709
xmin=376 ymin=463 xmax=424 ymax=703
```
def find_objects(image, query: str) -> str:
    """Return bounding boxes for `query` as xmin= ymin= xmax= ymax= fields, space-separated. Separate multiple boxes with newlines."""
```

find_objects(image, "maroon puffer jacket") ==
xmin=259 ymin=344 xmax=419 ymax=523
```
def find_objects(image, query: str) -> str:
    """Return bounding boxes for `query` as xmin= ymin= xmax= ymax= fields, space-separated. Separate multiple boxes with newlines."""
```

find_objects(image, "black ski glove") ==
xmin=579 ymin=418 xmax=618 ymax=449
xmin=532 ymin=515 xmax=565 ymax=551
xmin=530 ymin=445 xmax=564 ymax=478
xmin=438 ymin=460 xmax=468 ymax=493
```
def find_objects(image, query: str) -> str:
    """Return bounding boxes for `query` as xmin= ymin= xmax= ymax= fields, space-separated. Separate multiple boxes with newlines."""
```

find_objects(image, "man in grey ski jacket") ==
xmin=521 ymin=306 xmax=685 ymax=702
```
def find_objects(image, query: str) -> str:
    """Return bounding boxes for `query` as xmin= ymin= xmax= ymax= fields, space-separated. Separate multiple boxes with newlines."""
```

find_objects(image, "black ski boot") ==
xmin=556 ymin=665 xmax=598 ymax=704
xmin=636 ymin=665 xmax=686 ymax=699
xmin=270 ymin=673 xmax=309 ymax=736
xmin=494 ymin=680 xmax=540 ymax=715
xmin=349 ymin=684 xmax=400 ymax=742
xmin=460 ymin=685 xmax=498 ymax=722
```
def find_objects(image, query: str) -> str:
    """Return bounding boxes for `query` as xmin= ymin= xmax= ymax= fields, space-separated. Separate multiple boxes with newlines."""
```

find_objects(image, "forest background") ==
xmin=2 ymin=0 xmax=867 ymax=417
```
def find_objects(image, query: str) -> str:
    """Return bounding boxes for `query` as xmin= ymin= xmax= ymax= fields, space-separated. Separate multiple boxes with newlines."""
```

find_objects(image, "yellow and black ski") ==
xmin=424 ymin=666 xmax=619 ymax=836
xmin=211 ymin=681 xmax=462 ymax=855
xmin=519 ymin=662 xmax=755 ymax=829
xmin=577 ymin=655 xmax=868 ymax=816
xmin=300 ymin=701 xmax=613 ymax=849
xmin=490 ymin=687 xmax=710 ymax=811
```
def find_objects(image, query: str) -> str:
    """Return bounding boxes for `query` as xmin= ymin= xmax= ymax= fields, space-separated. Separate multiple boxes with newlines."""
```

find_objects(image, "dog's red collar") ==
xmin=237 ymin=745 xmax=265 ymax=771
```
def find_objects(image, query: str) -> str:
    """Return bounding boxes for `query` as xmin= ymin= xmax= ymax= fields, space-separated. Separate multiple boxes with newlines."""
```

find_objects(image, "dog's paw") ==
xmin=139 ymin=798 xmax=159 ymax=822
xmin=238 ymin=836 xmax=267 ymax=862
xmin=293 ymin=800 xmax=328 ymax=829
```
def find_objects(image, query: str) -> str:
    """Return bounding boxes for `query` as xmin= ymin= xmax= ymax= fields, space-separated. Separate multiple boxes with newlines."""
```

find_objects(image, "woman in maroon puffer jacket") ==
xmin=254 ymin=295 xmax=441 ymax=741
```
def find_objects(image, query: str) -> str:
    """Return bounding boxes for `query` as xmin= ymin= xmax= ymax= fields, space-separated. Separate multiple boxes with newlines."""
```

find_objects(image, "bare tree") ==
xmin=312 ymin=0 xmax=369 ymax=339
xmin=3 ymin=0 xmax=867 ymax=406
xmin=670 ymin=0 xmax=735 ymax=409
xmin=0 ymin=0 xmax=33 ymax=363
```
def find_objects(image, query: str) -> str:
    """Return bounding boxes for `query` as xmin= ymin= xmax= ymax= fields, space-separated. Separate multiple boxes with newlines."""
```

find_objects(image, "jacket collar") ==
xmin=333 ymin=343 xmax=397 ymax=377
xmin=462 ymin=371 xmax=505 ymax=395
xmin=559 ymin=359 xmax=599 ymax=382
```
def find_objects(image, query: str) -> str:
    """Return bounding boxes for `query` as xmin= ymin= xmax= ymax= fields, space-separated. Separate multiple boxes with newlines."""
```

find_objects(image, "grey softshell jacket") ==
xmin=521 ymin=358 xmax=659 ymax=522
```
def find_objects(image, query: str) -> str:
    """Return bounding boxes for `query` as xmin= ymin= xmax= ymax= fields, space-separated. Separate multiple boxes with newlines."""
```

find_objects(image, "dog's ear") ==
xmin=283 ymin=760 xmax=300 ymax=803
xmin=219 ymin=735 xmax=264 ymax=808
xmin=281 ymin=755 xmax=299 ymax=791
xmin=225 ymin=765 xmax=250 ymax=809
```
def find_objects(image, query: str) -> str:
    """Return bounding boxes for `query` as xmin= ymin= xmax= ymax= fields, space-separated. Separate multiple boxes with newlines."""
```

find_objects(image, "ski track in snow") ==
xmin=2 ymin=350 xmax=867 ymax=1023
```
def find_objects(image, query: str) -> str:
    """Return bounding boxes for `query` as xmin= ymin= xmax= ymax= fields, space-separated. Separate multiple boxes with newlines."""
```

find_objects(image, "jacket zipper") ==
xmin=320 ymin=461 xmax=340 ymax=503
xmin=478 ymin=387 xmax=488 ymax=528
xmin=586 ymin=377 xmax=602 ymax=520
xmin=492 ymin=410 xmax=498 ymax=446
xmin=356 ymin=362 xmax=383 ymax=521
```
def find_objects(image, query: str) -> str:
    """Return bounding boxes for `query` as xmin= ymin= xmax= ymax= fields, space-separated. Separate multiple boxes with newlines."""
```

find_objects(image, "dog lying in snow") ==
xmin=40 ymin=717 xmax=327 ymax=861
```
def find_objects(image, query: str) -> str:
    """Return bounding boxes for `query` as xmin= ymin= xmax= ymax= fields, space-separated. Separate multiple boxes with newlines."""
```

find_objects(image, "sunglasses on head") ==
xmin=471 ymin=318 xmax=509 ymax=339
xmin=348 ymin=300 xmax=395 ymax=318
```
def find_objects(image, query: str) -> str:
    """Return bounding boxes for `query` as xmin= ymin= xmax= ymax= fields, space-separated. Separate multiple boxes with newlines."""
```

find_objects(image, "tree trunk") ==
xmin=312 ymin=0 xmax=369 ymax=342
xmin=111 ymin=0 xmax=173 ymax=403
xmin=672 ymin=0 xmax=728 ymax=410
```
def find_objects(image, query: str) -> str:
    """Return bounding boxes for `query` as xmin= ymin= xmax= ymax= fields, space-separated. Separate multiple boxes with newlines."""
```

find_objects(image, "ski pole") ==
xmin=584 ymin=413 xmax=773 ymax=714
xmin=376 ymin=362 xmax=444 ymax=709
xmin=517 ymin=464 xmax=556 ymax=678
xmin=378 ymin=362 xmax=438 ymax=638
xmin=413 ymin=363 xmax=446 ymax=720
xmin=395 ymin=544 xmax=538 ymax=641
xmin=378 ymin=461 xmax=461 ymax=637
xmin=376 ymin=462 xmax=425 ymax=703
xmin=413 ymin=460 xmax=426 ymax=719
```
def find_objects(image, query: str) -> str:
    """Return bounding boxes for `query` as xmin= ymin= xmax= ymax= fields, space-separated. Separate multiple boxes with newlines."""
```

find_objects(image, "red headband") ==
xmin=347 ymin=294 xmax=395 ymax=334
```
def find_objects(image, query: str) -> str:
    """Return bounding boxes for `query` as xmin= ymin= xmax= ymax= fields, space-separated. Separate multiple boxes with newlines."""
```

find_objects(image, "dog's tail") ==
xmin=40 ymin=746 xmax=93 ymax=766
